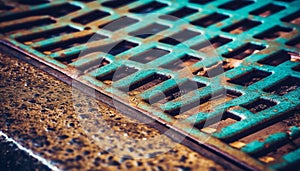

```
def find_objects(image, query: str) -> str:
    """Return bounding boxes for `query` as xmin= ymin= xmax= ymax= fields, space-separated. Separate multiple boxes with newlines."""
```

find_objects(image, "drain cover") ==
xmin=1 ymin=0 xmax=300 ymax=170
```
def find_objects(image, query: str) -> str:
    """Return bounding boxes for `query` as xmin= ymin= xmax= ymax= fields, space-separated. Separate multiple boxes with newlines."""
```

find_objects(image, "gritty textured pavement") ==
xmin=0 ymin=52 xmax=228 ymax=170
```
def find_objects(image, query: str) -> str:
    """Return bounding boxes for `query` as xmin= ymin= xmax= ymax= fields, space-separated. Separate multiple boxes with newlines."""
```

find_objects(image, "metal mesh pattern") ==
xmin=1 ymin=0 xmax=300 ymax=170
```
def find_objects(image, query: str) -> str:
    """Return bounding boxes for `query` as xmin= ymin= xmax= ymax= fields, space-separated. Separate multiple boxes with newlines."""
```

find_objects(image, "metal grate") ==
xmin=1 ymin=0 xmax=300 ymax=170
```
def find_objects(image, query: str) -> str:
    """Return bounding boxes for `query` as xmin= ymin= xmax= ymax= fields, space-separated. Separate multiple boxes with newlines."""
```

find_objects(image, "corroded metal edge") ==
xmin=0 ymin=41 xmax=270 ymax=171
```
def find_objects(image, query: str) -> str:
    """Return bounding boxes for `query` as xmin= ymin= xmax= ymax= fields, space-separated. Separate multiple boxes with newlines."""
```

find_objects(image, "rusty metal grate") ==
xmin=0 ymin=0 xmax=300 ymax=170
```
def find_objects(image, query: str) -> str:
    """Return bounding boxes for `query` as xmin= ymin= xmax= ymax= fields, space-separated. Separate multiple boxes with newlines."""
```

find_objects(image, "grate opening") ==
xmin=101 ymin=0 xmax=136 ymax=8
xmin=129 ymin=48 xmax=170 ymax=64
xmin=191 ymin=13 xmax=229 ymax=28
xmin=194 ymin=61 xmax=235 ymax=78
xmin=91 ymin=40 xmax=138 ymax=56
xmin=218 ymin=0 xmax=254 ymax=11
xmin=242 ymin=98 xmax=277 ymax=114
xmin=77 ymin=58 xmax=110 ymax=73
xmin=71 ymin=10 xmax=110 ymax=25
xmin=281 ymin=10 xmax=300 ymax=25
xmin=258 ymin=50 xmax=292 ymax=66
xmin=166 ymin=89 xmax=240 ymax=116
xmin=96 ymin=65 xmax=138 ymax=83
xmin=254 ymin=25 xmax=292 ymax=40
xmin=129 ymin=23 xmax=169 ymax=39
xmin=0 ymin=18 xmax=56 ymax=34
xmin=146 ymin=79 xmax=205 ymax=105
xmin=159 ymin=7 xmax=198 ymax=21
xmin=275 ymin=0 xmax=294 ymax=2
xmin=99 ymin=16 xmax=138 ymax=32
xmin=15 ymin=26 xmax=79 ymax=44
xmin=129 ymin=1 xmax=167 ymax=14
xmin=159 ymin=29 xmax=199 ymax=46
xmin=189 ymin=0 xmax=215 ymax=5
xmin=250 ymin=3 xmax=285 ymax=17
xmin=35 ymin=33 xmax=107 ymax=54
xmin=263 ymin=76 xmax=300 ymax=96
xmin=0 ymin=4 xmax=13 ymax=11
xmin=191 ymin=36 xmax=232 ymax=52
xmin=16 ymin=0 xmax=50 ymax=5
xmin=76 ymin=0 xmax=95 ymax=2
xmin=228 ymin=69 xmax=271 ymax=86
xmin=119 ymin=73 xmax=170 ymax=92
xmin=222 ymin=43 xmax=265 ymax=60
xmin=286 ymin=35 xmax=300 ymax=48
xmin=293 ymin=64 xmax=300 ymax=72
xmin=222 ymin=19 xmax=261 ymax=34
xmin=160 ymin=54 xmax=201 ymax=71
xmin=200 ymin=112 xmax=241 ymax=133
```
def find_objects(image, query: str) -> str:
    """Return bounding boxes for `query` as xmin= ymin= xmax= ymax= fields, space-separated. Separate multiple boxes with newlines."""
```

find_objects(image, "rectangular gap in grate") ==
xmin=129 ymin=23 xmax=169 ymax=39
xmin=96 ymin=65 xmax=138 ymax=84
xmin=145 ymin=79 xmax=205 ymax=105
xmin=166 ymin=89 xmax=241 ymax=116
xmin=77 ymin=57 xmax=110 ymax=73
xmin=293 ymin=64 xmax=300 ymax=72
xmin=129 ymin=48 xmax=170 ymax=64
xmin=222 ymin=43 xmax=265 ymax=60
xmin=191 ymin=36 xmax=232 ymax=52
xmin=191 ymin=13 xmax=229 ymax=28
xmin=160 ymin=54 xmax=201 ymax=71
xmin=221 ymin=19 xmax=261 ymax=34
xmin=159 ymin=29 xmax=200 ymax=46
xmin=15 ymin=26 xmax=79 ymax=44
xmin=286 ymin=35 xmax=300 ymax=48
xmin=55 ymin=53 xmax=80 ymax=65
xmin=129 ymin=1 xmax=167 ymax=14
xmin=120 ymin=73 xmax=170 ymax=92
xmin=189 ymin=0 xmax=215 ymax=5
xmin=263 ymin=76 xmax=300 ymax=96
xmin=101 ymin=0 xmax=136 ymax=8
xmin=258 ymin=50 xmax=292 ymax=66
xmin=35 ymin=33 xmax=107 ymax=54
xmin=242 ymin=98 xmax=277 ymax=114
xmin=218 ymin=0 xmax=254 ymax=11
xmin=159 ymin=7 xmax=198 ymax=21
xmin=0 ymin=4 xmax=13 ymax=11
xmin=99 ymin=16 xmax=139 ymax=32
xmin=14 ymin=0 xmax=50 ymax=5
xmin=0 ymin=18 xmax=56 ymax=34
xmin=281 ymin=10 xmax=300 ymax=24
xmin=71 ymin=10 xmax=110 ymax=25
xmin=194 ymin=61 xmax=235 ymax=78
xmin=93 ymin=40 xmax=138 ymax=56
xmin=250 ymin=3 xmax=285 ymax=17
xmin=76 ymin=0 xmax=95 ymax=2
xmin=200 ymin=112 xmax=241 ymax=134
xmin=228 ymin=69 xmax=271 ymax=86
xmin=0 ymin=3 xmax=81 ymax=22
xmin=254 ymin=25 xmax=292 ymax=40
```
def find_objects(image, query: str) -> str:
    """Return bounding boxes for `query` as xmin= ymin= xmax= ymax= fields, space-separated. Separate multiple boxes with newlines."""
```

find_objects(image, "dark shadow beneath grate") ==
xmin=15 ymin=26 xmax=79 ymax=44
xmin=35 ymin=33 xmax=107 ymax=54
xmin=254 ymin=25 xmax=292 ymax=40
xmin=191 ymin=36 xmax=232 ymax=52
xmin=0 ymin=3 xmax=81 ymax=22
xmin=77 ymin=58 xmax=110 ymax=73
xmin=129 ymin=23 xmax=169 ymax=39
xmin=161 ymin=54 xmax=201 ymax=71
xmin=228 ymin=69 xmax=271 ymax=86
xmin=99 ymin=16 xmax=138 ymax=32
xmin=242 ymin=98 xmax=276 ymax=113
xmin=0 ymin=4 xmax=13 ymax=11
xmin=286 ymin=36 xmax=300 ymax=49
xmin=218 ymin=0 xmax=254 ymax=10
xmin=129 ymin=1 xmax=167 ymax=14
xmin=159 ymin=29 xmax=199 ymax=46
xmin=129 ymin=48 xmax=169 ymax=64
xmin=264 ymin=76 xmax=300 ymax=96
xmin=191 ymin=13 xmax=228 ymax=28
xmin=293 ymin=64 xmax=300 ymax=72
xmin=258 ymin=50 xmax=291 ymax=66
xmin=0 ymin=18 xmax=56 ymax=34
xmin=250 ymin=3 xmax=285 ymax=17
xmin=120 ymin=73 xmax=170 ymax=92
xmin=71 ymin=10 xmax=110 ymax=25
xmin=222 ymin=19 xmax=261 ymax=34
xmin=96 ymin=65 xmax=138 ymax=83
xmin=16 ymin=0 xmax=50 ymax=5
xmin=281 ymin=10 xmax=300 ymax=24
xmin=101 ymin=0 xmax=136 ymax=8
xmin=159 ymin=7 xmax=198 ymax=21
xmin=89 ymin=40 xmax=138 ymax=56
xmin=194 ymin=61 xmax=234 ymax=78
xmin=145 ymin=79 xmax=205 ymax=105
xmin=189 ymin=0 xmax=215 ymax=5
xmin=222 ymin=43 xmax=265 ymax=60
